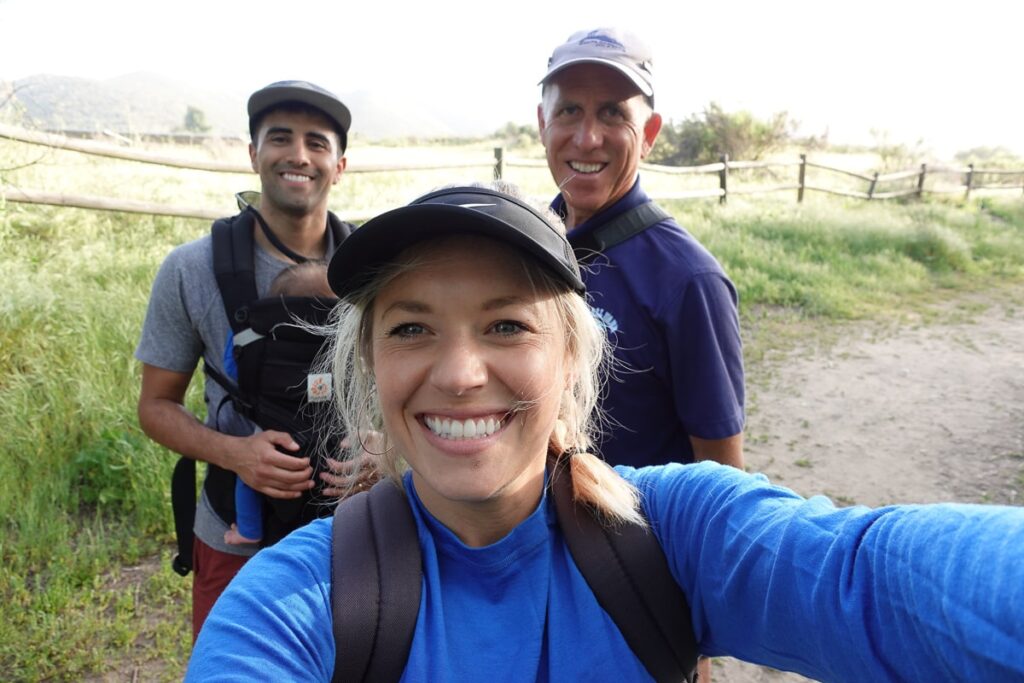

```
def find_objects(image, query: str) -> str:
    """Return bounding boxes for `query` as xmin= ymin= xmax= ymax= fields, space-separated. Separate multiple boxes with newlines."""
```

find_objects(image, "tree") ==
xmin=648 ymin=102 xmax=795 ymax=166
xmin=183 ymin=105 xmax=211 ymax=134
xmin=494 ymin=121 xmax=539 ymax=149
xmin=954 ymin=145 xmax=1022 ymax=170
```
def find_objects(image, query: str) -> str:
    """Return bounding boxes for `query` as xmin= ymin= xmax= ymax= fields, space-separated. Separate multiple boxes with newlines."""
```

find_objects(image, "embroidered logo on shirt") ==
xmin=591 ymin=306 xmax=619 ymax=335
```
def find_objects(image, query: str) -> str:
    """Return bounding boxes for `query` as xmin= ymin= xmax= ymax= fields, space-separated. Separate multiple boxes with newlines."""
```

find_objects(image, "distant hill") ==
xmin=3 ymin=73 xmax=505 ymax=141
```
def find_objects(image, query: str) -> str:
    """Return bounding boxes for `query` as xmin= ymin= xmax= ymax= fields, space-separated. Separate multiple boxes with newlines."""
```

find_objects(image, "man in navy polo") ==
xmin=537 ymin=29 xmax=745 ymax=470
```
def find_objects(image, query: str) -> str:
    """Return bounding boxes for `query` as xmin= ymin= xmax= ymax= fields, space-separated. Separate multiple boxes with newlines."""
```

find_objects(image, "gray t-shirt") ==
xmin=135 ymin=224 xmax=336 ymax=555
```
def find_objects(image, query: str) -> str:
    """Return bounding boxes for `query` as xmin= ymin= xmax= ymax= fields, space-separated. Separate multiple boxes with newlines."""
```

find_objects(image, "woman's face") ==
xmin=370 ymin=236 xmax=569 ymax=533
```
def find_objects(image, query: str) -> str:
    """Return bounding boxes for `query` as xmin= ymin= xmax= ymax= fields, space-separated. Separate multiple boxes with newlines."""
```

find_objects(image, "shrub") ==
xmin=649 ymin=102 xmax=795 ymax=166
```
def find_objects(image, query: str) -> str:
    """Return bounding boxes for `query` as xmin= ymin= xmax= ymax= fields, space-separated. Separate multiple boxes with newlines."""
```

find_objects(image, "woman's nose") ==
xmin=430 ymin=338 xmax=487 ymax=397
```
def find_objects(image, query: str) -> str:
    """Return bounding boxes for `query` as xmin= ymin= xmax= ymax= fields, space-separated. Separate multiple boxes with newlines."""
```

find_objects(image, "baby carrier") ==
xmin=170 ymin=198 xmax=353 ymax=574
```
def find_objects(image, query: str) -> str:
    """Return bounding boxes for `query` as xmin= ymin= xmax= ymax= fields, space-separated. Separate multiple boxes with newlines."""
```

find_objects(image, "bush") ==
xmin=649 ymin=102 xmax=795 ymax=166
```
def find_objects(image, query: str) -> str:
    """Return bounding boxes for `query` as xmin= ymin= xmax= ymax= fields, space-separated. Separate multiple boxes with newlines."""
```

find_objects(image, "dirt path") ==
xmin=716 ymin=284 xmax=1024 ymax=682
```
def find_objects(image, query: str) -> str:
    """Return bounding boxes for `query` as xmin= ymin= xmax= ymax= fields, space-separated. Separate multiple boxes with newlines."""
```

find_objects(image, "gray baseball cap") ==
xmin=540 ymin=28 xmax=654 ymax=101
xmin=327 ymin=186 xmax=585 ymax=299
xmin=247 ymin=80 xmax=351 ymax=150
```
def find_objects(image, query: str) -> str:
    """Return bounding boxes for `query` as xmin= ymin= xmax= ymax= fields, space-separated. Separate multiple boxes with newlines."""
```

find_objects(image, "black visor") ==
xmin=327 ymin=186 xmax=585 ymax=299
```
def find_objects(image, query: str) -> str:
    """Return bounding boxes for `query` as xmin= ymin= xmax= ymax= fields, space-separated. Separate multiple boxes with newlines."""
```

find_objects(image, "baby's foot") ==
xmin=224 ymin=523 xmax=260 ymax=545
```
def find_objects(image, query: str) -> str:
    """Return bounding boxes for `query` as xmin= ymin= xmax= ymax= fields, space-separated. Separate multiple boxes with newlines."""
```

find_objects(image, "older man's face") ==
xmin=538 ymin=64 xmax=661 ymax=228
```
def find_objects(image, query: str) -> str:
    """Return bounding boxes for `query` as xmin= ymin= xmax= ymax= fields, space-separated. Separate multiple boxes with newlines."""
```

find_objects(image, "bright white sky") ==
xmin=1 ymin=0 xmax=1021 ymax=157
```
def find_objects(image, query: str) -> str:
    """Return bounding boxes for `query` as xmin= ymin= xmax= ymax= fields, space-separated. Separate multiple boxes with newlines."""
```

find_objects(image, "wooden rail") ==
xmin=0 ymin=124 xmax=493 ymax=175
xmin=0 ymin=184 xmax=379 ymax=222
xmin=2 ymin=124 xmax=1022 ymax=219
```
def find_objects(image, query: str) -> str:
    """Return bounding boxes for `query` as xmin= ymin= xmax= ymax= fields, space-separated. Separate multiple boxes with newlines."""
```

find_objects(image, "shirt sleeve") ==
xmin=631 ymin=462 xmax=1024 ymax=681
xmin=662 ymin=272 xmax=744 ymax=440
xmin=185 ymin=519 xmax=335 ymax=682
xmin=135 ymin=247 xmax=204 ymax=374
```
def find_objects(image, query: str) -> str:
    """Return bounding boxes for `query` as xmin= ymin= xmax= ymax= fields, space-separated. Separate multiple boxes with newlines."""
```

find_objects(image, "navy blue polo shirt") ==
xmin=554 ymin=178 xmax=744 ymax=466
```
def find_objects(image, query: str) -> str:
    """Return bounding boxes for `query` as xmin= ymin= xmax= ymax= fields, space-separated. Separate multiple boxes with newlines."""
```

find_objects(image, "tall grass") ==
xmin=0 ymin=204 xmax=200 ymax=679
xmin=1 ymin=138 xmax=1023 ymax=680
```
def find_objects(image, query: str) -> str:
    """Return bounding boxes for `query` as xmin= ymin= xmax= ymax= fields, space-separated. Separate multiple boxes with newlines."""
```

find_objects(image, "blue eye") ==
xmin=492 ymin=320 xmax=527 ymax=336
xmin=387 ymin=323 xmax=425 ymax=338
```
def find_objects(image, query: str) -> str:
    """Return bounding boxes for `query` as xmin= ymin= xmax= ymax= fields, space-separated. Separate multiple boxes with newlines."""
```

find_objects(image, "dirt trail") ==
xmin=716 ymin=285 xmax=1024 ymax=682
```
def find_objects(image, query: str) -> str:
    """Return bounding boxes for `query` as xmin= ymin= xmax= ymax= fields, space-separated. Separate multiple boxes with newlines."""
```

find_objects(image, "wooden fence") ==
xmin=2 ymin=123 xmax=1022 ymax=222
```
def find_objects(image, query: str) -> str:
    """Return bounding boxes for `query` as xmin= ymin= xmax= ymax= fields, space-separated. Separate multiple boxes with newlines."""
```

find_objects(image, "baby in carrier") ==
xmin=224 ymin=260 xmax=335 ymax=545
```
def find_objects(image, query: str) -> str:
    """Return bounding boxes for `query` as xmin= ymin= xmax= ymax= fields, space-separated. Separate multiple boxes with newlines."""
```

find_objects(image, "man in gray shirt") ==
xmin=136 ymin=80 xmax=352 ymax=639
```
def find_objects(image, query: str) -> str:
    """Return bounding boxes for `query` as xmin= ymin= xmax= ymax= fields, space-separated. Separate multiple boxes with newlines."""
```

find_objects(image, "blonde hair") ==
xmin=322 ymin=184 xmax=644 ymax=526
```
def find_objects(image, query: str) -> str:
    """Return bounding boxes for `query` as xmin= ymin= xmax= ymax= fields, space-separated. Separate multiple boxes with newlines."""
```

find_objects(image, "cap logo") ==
xmin=457 ymin=203 xmax=497 ymax=209
xmin=578 ymin=30 xmax=625 ymax=51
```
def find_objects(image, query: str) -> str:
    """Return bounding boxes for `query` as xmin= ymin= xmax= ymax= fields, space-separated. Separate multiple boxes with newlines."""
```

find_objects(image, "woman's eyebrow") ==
xmin=379 ymin=300 xmax=431 ymax=317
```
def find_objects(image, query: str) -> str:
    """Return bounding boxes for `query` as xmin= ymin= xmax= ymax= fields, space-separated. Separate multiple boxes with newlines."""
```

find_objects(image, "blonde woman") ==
xmin=187 ymin=185 xmax=1024 ymax=682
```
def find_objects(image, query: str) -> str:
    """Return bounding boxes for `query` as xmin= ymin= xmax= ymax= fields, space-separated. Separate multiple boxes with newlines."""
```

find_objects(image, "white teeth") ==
xmin=425 ymin=415 xmax=503 ymax=440
xmin=569 ymin=161 xmax=603 ymax=174
xmin=282 ymin=173 xmax=311 ymax=182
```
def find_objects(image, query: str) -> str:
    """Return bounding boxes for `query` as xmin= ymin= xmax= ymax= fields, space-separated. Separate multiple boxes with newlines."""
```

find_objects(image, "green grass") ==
xmin=2 ymin=137 xmax=1023 ymax=680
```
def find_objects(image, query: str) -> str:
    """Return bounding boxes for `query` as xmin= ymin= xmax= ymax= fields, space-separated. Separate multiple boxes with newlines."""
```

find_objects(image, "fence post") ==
xmin=493 ymin=147 xmax=505 ymax=180
xmin=964 ymin=163 xmax=974 ymax=200
xmin=798 ymin=153 xmax=807 ymax=203
xmin=719 ymin=154 xmax=729 ymax=205
xmin=916 ymin=163 xmax=927 ymax=198
xmin=867 ymin=172 xmax=879 ymax=200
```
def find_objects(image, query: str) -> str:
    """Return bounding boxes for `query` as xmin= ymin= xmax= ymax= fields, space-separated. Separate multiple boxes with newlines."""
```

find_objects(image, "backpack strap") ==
xmin=571 ymin=200 xmax=671 ymax=262
xmin=550 ymin=460 xmax=699 ymax=683
xmin=330 ymin=465 xmax=698 ymax=683
xmin=331 ymin=480 xmax=422 ymax=683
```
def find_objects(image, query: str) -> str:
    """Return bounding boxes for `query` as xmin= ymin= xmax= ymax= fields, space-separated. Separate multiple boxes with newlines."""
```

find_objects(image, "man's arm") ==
xmin=138 ymin=363 xmax=313 ymax=499
xmin=668 ymin=270 xmax=746 ymax=468
xmin=690 ymin=434 xmax=744 ymax=469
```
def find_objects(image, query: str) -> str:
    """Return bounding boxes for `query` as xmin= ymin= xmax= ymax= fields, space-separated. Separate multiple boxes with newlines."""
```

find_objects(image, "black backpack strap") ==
xmin=571 ymin=200 xmax=671 ymax=262
xmin=169 ymin=457 xmax=196 ymax=576
xmin=330 ymin=466 xmax=697 ymax=683
xmin=327 ymin=211 xmax=356 ymax=253
xmin=550 ymin=460 xmax=699 ymax=683
xmin=211 ymin=212 xmax=259 ymax=335
xmin=331 ymin=480 xmax=422 ymax=683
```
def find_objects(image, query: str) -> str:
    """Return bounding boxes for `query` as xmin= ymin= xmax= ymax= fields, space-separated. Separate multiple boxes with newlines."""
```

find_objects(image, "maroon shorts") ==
xmin=191 ymin=537 xmax=250 ymax=641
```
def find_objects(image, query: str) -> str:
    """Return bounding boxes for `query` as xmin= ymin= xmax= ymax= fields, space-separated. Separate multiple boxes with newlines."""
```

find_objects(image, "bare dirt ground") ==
xmin=715 ymin=283 xmax=1024 ymax=682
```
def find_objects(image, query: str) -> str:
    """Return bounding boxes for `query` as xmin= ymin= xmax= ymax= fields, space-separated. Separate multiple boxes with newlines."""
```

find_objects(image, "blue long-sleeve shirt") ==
xmin=187 ymin=462 xmax=1024 ymax=682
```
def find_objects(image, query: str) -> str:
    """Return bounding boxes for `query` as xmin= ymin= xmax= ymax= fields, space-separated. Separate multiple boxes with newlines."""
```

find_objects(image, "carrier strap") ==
xmin=331 ymin=481 xmax=422 ymax=683
xmin=570 ymin=200 xmax=671 ymax=261
xmin=211 ymin=207 xmax=355 ymax=335
xmin=212 ymin=212 xmax=260 ymax=335
xmin=329 ymin=459 xmax=698 ymax=683
xmin=170 ymin=457 xmax=196 ymax=576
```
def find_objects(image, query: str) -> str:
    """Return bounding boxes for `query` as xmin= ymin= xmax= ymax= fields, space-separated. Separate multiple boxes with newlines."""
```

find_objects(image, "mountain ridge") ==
xmin=2 ymin=72 xmax=512 ymax=141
